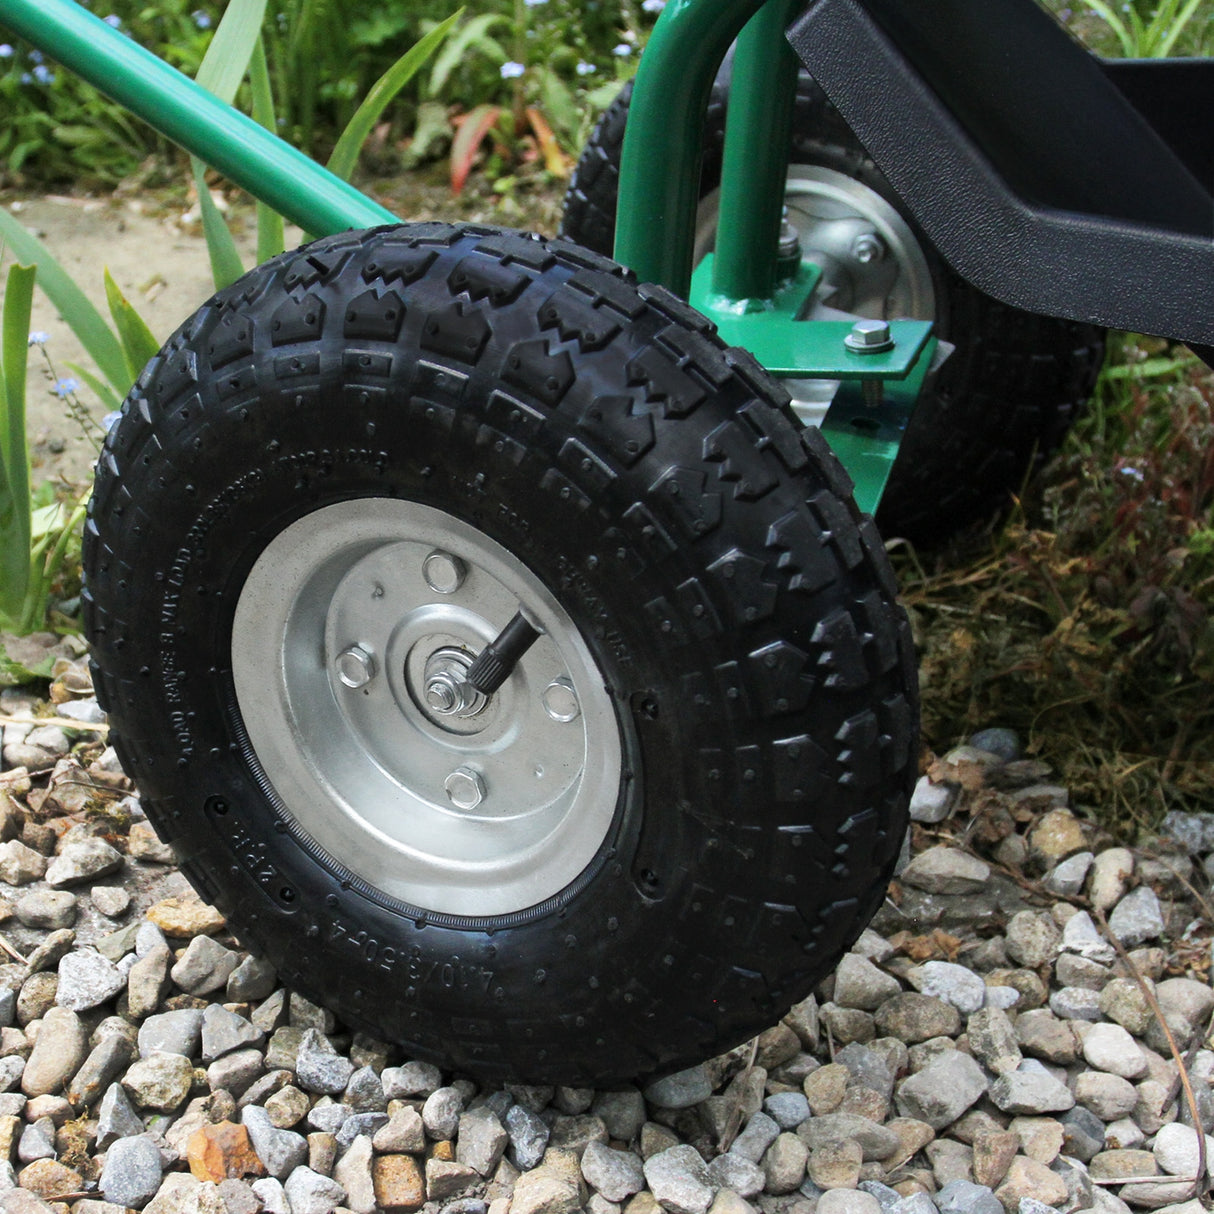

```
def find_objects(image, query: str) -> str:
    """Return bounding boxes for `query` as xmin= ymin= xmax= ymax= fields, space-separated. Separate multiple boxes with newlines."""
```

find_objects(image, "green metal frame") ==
xmin=0 ymin=0 xmax=930 ymax=513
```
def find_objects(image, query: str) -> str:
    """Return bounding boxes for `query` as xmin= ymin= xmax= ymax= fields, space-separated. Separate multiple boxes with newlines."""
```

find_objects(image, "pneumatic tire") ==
xmin=84 ymin=222 xmax=917 ymax=1085
xmin=561 ymin=77 xmax=1106 ymax=547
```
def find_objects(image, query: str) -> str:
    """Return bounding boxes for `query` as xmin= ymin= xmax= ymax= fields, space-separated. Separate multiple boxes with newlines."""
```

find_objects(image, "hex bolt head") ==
xmin=335 ymin=644 xmax=376 ymax=690
xmin=844 ymin=318 xmax=895 ymax=354
xmin=542 ymin=677 xmax=580 ymax=723
xmin=425 ymin=678 xmax=458 ymax=714
xmin=851 ymin=232 xmax=886 ymax=264
xmin=445 ymin=766 xmax=485 ymax=811
xmin=423 ymin=551 xmax=466 ymax=595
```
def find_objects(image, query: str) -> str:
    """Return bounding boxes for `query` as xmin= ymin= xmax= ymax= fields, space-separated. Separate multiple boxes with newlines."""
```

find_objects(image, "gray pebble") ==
xmin=17 ymin=1116 xmax=56 ymax=1162
xmin=909 ymin=776 xmax=955 ymax=824
xmin=970 ymin=728 xmax=1021 ymax=761
xmin=935 ymin=1179 xmax=1002 ymax=1214
xmin=732 ymin=1110 xmax=781 ymax=1164
xmin=170 ymin=934 xmax=238 ymax=995
xmin=894 ymin=1051 xmax=988 ymax=1130
xmin=56 ymin=948 xmax=126 ymax=1011
xmin=45 ymin=837 xmax=124 ymax=888
xmin=294 ymin=1028 xmax=354 ymax=1096
xmin=15 ymin=889 xmax=77 ymax=930
xmin=242 ymin=1104 xmax=308 ymax=1179
xmin=763 ymin=1090 xmax=810 ymax=1129
xmin=382 ymin=1059 xmax=442 ymax=1099
xmin=582 ymin=1140 xmax=645 ymax=1202
xmin=226 ymin=955 xmax=277 ymax=1003
xmin=207 ymin=1047 xmax=266 ymax=1099
xmin=423 ymin=1085 xmax=464 ymax=1139
xmin=343 ymin=1064 xmax=387 ymax=1113
xmin=96 ymin=1081 xmax=146 ymax=1147
xmin=1048 ymin=986 xmax=1103 ymax=1021
xmin=100 ymin=1132 xmax=163 ymax=1207
xmin=506 ymin=1101 xmax=549 ymax=1170
xmin=283 ymin=1164 xmax=347 ymax=1214
xmin=643 ymin=1144 xmax=714 ymax=1214
xmin=335 ymin=1111 xmax=388 ymax=1151
xmin=138 ymin=1008 xmax=204 ymax=1059
xmin=200 ymin=1004 xmax=265 ymax=1062
xmin=306 ymin=1100 xmax=351 ymax=1134
xmin=643 ymin=1063 xmax=713 ymax=1110
xmin=91 ymin=885 xmax=131 ymax=918
xmin=1107 ymin=885 xmax=1165 ymax=946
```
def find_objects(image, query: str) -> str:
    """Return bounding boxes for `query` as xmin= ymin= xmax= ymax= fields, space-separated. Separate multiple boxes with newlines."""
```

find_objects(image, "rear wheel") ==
xmin=561 ymin=76 xmax=1106 ymax=545
xmin=85 ymin=223 xmax=919 ymax=1085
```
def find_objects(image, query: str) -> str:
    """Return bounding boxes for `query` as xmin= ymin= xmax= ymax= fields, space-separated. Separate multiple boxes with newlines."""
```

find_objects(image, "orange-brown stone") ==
xmin=373 ymin=1154 xmax=426 ymax=1211
xmin=187 ymin=1121 xmax=267 ymax=1181
xmin=17 ymin=1157 xmax=84 ymax=1201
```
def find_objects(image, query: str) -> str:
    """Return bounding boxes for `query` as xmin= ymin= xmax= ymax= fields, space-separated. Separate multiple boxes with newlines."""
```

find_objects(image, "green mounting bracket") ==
xmin=821 ymin=337 xmax=938 ymax=515
xmin=688 ymin=253 xmax=936 ymax=513
xmin=689 ymin=255 xmax=933 ymax=380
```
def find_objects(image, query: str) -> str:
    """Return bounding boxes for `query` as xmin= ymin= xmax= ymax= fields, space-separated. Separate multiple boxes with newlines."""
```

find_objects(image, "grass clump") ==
xmin=897 ymin=338 xmax=1214 ymax=838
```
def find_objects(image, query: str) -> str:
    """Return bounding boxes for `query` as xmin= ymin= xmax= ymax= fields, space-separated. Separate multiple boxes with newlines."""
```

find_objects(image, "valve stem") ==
xmin=465 ymin=611 xmax=542 ymax=696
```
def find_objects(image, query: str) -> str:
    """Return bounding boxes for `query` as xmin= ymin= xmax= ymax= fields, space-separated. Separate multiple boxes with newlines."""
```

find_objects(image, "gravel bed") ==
xmin=1 ymin=643 xmax=1214 ymax=1214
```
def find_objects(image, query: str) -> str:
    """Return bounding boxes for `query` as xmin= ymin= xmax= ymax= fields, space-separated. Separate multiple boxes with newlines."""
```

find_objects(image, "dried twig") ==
xmin=1093 ymin=906 xmax=1210 ymax=1206
xmin=0 ymin=934 xmax=29 ymax=966
xmin=0 ymin=712 xmax=109 ymax=736
xmin=716 ymin=1036 xmax=759 ymax=1154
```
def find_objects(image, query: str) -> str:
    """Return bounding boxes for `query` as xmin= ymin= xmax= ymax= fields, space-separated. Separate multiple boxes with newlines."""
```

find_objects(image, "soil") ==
xmin=5 ymin=168 xmax=565 ymax=486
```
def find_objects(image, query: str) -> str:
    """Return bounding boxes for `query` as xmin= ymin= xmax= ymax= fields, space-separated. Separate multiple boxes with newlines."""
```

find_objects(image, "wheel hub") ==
xmin=231 ymin=499 xmax=622 ymax=917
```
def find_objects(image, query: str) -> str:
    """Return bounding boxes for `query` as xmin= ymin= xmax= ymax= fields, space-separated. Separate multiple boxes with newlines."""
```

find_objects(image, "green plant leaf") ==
xmin=1075 ymin=0 xmax=1135 ymax=54
xmin=0 ymin=263 xmax=35 ymax=624
xmin=1158 ymin=0 xmax=1206 ymax=56
xmin=191 ymin=0 xmax=269 ymax=289
xmin=0 ymin=643 xmax=54 ymax=686
xmin=103 ymin=268 xmax=161 ymax=384
xmin=428 ymin=12 xmax=509 ymax=97
xmin=326 ymin=10 xmax=462 ymax=184
xmin=196 ymin=0 xmax=270 ymax=101
xmin=451 ymin=104 xmax=501 ymax=196
xmin=250 ymin=37 xmax=286 ymax=264
xmin=0 ymin=210 xmax=128 ymax=396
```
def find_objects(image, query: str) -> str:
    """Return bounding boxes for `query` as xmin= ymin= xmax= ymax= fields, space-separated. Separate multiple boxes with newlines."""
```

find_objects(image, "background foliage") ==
xmin=0 ymin=0 xmax=656 ymax=187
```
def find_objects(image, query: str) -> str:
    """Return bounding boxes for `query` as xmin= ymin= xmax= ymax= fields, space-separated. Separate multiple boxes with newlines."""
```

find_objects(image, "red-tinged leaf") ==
xmin=450 ymin=104 xmax=500 ymax=196
xmin=526 ymin=107 xmax=569 ymax=178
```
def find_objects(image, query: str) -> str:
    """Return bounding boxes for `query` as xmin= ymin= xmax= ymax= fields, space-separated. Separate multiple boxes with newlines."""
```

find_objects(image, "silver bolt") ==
xmin=335 ymin=644 xmax=376 ymax=689
xmin=851 ymin=232 xmax=886 ymax=264
xmin=777 ymin=219 xmax=801 ymax=261
xmin=844 ymin=318 xmax=895 ymax=354
xmin=425 ymin=677 xmax=459 ymax=714
xmin=542 ymin=677 xmax=580 ymax=723
xmin=445 ymin=766 xmax=485 ymax=811
xmin=423 ymin=551 xmax=466 ymax=595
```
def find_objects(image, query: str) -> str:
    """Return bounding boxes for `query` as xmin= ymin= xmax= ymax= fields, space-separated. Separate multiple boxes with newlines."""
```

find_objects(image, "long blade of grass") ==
xmin=1075 ymin=0 xmax=1136 ymax=55
xmin=0 ymin=264 xmax=35 ymax=622
xmin=428 ymin=13 xmax=508 ymax=97
xmin=1158 ymin=0 xmax=1206 ymax=56
xmin=0 ymin=212 xmax=128 ymax=396
xmin=249 ymin=37 xmax=286 ymax=264
xmin=326 ymin=10 xmax=463 ymax=184
xmin=191 ymin=0 xmax=269 ymax=289
xmin=103 ymin=268 xmax=161 ymax=384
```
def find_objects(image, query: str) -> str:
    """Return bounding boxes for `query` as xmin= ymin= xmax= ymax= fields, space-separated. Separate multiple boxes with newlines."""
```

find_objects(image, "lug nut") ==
xmin=844 ymin=318 xmax=895 ymax=354
xmin=425 ymin=678 xmax=459 ymax=714
xmin=423 ymin=551 xmax=466 ymax=595
xmin=335 ymin=644 xmax=376 ymax=689
xmin=851 ymin=232 xmax=886 ymax=264
xmin=542 ymin=677 xmax=580 ymax=723
xmin=445 ymin=766 xmax=486 ymax=811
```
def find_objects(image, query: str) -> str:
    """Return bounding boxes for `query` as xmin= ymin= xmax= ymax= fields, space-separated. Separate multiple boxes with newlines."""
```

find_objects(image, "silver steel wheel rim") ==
xmin=696 ymin=165 xmax=936 ymax=430
xmin=231 ymin=499 xmax=623 ymax=917
xmin=695 ymin=165 xmax=936 ymax=321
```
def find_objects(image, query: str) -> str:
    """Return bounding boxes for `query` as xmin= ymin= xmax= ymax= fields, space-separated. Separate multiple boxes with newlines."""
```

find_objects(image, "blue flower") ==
xmin=613 ymin=42 xmax=632 ymax=55
xmin=103 ymin=14 xmax=121 ymax=28
xmin=642 ymin=0 xmax=666 ymax=11
xmin=32 ymin=64 xmax=53 ymax=84
xmin=192 ymin=10 xmax=212 ymax=29
xmin=27 ymin=49 xmax=42 ymax=64
xmin=27 ymin=331 xmax=50 ymax=346
xmin=576 ymin=61 xmax=595 ymax=76
xmin=0 ymin=45 xmax=14 ymax=59
xmin=19 ymin=73 xmax=31 ymax=85
xmin=500 ymin=60 xmax=525 ymax=79
xmin=524 ymin=0 xmax=548 ymax=6
xmin=53 ymin=377 xmax=80 ymax=398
